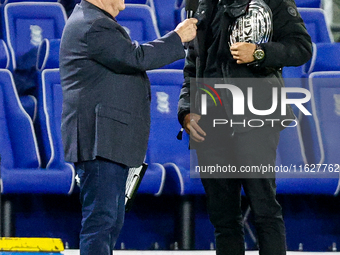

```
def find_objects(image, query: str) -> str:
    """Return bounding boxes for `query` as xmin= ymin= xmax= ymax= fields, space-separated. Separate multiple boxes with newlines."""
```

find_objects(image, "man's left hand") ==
xmin=230 ymin=42 xmax=256 ymax=64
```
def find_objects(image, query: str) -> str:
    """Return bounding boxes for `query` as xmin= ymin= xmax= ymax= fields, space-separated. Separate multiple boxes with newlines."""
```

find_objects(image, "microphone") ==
xmin=184 ymin=0 xmax=199 ymax=49
xmin=185 ymin=0 xmax=199 ymax=18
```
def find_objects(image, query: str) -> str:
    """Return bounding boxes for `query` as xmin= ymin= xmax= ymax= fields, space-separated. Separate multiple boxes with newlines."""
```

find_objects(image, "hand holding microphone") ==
xmin=174 ymin=18 xmax=198 ymax=42
xmin=174 ymin=0 xmax=199 ymax=43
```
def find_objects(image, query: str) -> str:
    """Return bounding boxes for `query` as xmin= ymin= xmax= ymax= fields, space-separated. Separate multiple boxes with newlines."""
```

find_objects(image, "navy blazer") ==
xmin=60 ymin=0 xmax=185 ymax=167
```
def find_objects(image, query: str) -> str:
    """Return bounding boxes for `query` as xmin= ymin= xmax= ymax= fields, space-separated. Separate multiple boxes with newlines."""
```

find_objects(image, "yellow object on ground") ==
xmin=0 ymin=237 xmax=64 ymax=252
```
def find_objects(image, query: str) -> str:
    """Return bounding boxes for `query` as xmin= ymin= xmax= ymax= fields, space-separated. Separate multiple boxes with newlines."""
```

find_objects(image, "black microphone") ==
xmin=185 ymin=0 xmax=199 ymax=18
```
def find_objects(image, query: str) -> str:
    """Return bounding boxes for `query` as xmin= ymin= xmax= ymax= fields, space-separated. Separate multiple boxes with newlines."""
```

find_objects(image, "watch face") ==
xmin=254 ymin=49 xmax=265 ymax=60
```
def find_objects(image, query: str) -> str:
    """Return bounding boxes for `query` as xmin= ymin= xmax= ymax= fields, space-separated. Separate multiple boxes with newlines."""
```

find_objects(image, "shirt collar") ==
xmin=82 ymin=0 xmax=117 ymax=22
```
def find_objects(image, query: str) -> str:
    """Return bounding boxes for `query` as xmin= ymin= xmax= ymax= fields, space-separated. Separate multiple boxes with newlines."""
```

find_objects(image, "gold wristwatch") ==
xmin=253 ymin=44 xmax=265 ymax=61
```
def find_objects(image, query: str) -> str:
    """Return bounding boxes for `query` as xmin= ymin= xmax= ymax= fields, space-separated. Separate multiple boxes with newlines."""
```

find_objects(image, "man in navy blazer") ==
xmin=59 ymin=0 xmax=197 ymax=253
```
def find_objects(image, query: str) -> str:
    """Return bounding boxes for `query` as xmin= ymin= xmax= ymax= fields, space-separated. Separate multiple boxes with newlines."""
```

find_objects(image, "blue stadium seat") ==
xmin=34 ymin=69 xmax=67 ymax=169
xmin=308 ymin=73 xmax=340 ymax=162
xmin=137 ymin=162 xmax=166 ymax=196
xmin=149 ymin=0 xmax=182 ymax=36
xmin=2 ymin=2 xmax=67 ymax=71
xmin=36 ymin=38 xmax=60 ymax=71
xmin=295 ymin=0 xmax=321 ymax=8
xmin=283 ymin=42 xmax=340 ymax=165
xmin=0 ymin=67 xmax=75 ymax=194
xmin=116 ymin=4 xmax=160 ymax=44
xmin=303 ymin=71 xmax=340 ymax=195
xmin=1 ymin=0 xmax=57 ymax=4
xmin=298 ymin=8 xmax=333 ymax=43
xmin=1 ymin=2 xmax=67 ymax=96
xmin=0 ymin=38 xmax=37 ymax=120
xmin=276 ymin=7 xmax=334 ymax=88
xmin=146 ymin=69 xmax=205 ymax=195
xmin=0 ymin=69 xmax=40 ymax=170
xmin=35 ymin=59 xmax=165 ymax=195
xmin=0 ymin=40 xmax=10 ymax=69
xmin=19 ymin=94 xmax=37 ymax=120
xmin=305 ymin=43 xmax=340 ymax=73
xmin=275 ymin=120 xmax=339 ymax=195
xmin=147 ymin=69 xmax=204 ymax=249
xmin=159 ymin=59 xmax=185 ymax=70
xmin=275 ymin=54 xmax=339 ymax=195
xmin=34 ymin=32 xmax=166 ymax=197
xmin=180 ymin=6 xmax=186 ymax=22
xmin=125 ymin=0 xmax=147 ymax=3
xmin=292 ymin=43 xmax=340 ymax=164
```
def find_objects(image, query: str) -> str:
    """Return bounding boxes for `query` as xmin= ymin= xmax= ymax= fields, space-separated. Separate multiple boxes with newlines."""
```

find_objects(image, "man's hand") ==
xmin=183 ymin=113 xmax=206 ymax=142
xmin=230 ymin=42 xmax=256 ymax=64
xmin=174 ymin=18 xmax=198 ymax=43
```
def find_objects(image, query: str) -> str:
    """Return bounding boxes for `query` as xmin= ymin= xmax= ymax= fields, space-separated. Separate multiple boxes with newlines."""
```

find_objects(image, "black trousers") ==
xmin=193 ymin=109 xmax=286 ymax=255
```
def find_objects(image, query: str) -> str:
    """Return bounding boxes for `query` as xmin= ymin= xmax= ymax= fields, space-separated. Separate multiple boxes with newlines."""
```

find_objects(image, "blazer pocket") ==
xmin=95 ymin=104 xmax=132 ymax=125
xmin=95 ymin=104 xmax=133 ymax=161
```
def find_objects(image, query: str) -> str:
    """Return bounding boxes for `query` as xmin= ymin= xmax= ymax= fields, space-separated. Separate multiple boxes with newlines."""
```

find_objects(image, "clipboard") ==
xmin=125 ymin=163 xmax=148 ymax=212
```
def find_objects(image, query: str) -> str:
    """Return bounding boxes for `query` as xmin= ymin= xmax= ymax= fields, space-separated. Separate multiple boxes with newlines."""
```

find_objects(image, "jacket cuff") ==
xmin=178 ymin=110 xmax=190 ymax=127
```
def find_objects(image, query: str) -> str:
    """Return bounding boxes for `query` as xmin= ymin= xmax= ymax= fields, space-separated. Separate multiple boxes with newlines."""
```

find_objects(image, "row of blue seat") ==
xmin=0 ymin=2 xmax=185 ymax=93
xmin=4 ymin=48 xmax=338 ymax=198
xmin=0 ymin=40 xmax=75 ymax=194
xmin=0 ymin=2 xmax=333 ymax=83
xmin=0 ymin=0 xmax=325 ymax=35
xmin=140 ymin=5 xmax=340 ymax=197
xmin=0 ymin=37 xmax=170 ymax=199
xmin=145 ymin=67 xmax=340 ymax=197
xmin=0 ymin=0 xmax=338 ymax=196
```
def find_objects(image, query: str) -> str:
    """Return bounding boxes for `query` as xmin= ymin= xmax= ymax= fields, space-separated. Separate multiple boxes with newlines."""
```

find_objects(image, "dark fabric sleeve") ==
xmin=258 ymin=0 xmax=313 ymax=68
xmin=178 ymin=40 xmax=197 ymax=126
xmin=87 ymin=18 xmax=185 ymax=74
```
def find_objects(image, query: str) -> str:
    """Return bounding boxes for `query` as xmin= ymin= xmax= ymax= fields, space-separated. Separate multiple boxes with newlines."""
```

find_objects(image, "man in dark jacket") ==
xmin=60 ymin=0 xmax=197 ymax=254
xmin=178 ymin=0 xmax=312 ymax=254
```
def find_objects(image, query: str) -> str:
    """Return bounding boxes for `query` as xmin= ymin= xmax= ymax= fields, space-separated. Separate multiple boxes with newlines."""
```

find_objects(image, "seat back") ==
xmin=1 ymin=0 xmax=58 ymax=4
xmin=306 ymin=43 xmax=340 ymax=73
xmin=275 ymin=121 xmax=312 ymax=194
xmin=35 ymin=68 xmax=66 ymax=169
xmin=295 ymin=71 xmax=340 ymax=195
xmin=2 ymin=2 xmax=67 ymax=70
xmin=116 ymin=4 xmax=160 ymax=44
xmin=295 ymin=0 xmax=321 ymax=8
xmin=150 ymin=0 xmax=179 ymax=35
xmin=147 ymin=69 xmax=205 ymax=195
xmin=36 ymin=38 xmax=60 ymax=71
xmin=298 ymin=8 xmax=333 ymax=43
xmin=146 ymin=69 xmax=190 ymax=168
xmin=308 ymin=72 xmax=340 ymax=166
xmin=0 ymin=69 xmax=40 ymax=169
xmin=277 ymin=121 xmax=307 ymax=169
xmin=125 ymin=0 xmax=147 ymax=3
xmin=274 ymin=94 xmax=339 ymax=195
xmin=0 ymin=42 xmax=75 ymax=194
xmin=0 ymin=38 xmax=40 ymax=169
xmin=298 ymin=43 xmax=340 ymax=164
xmin=0 ymin=68 xmax=75 ymax=194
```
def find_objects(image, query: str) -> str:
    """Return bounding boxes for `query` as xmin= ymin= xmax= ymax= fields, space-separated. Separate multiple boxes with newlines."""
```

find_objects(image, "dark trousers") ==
xmin=194 ymin=110 xmax=286 ymax=255
xmin=75 ymin=157 xmax=129 ymax=255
